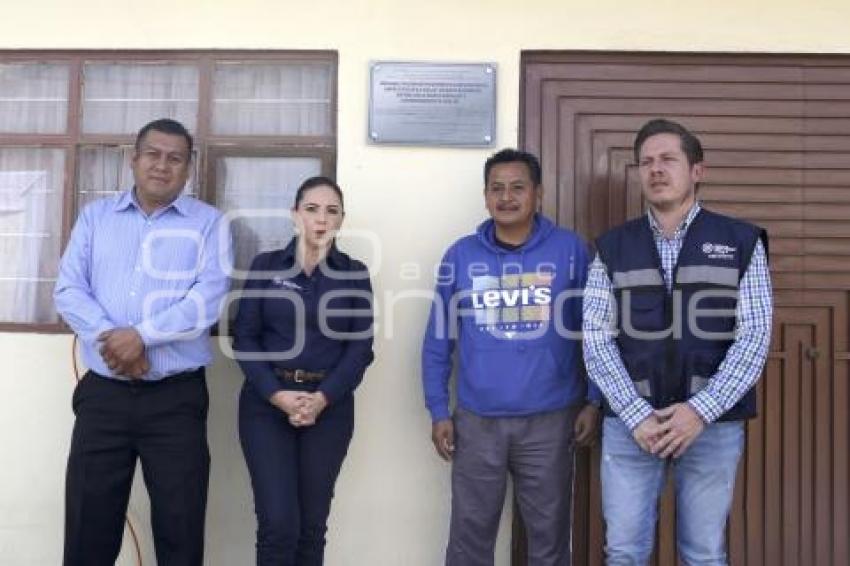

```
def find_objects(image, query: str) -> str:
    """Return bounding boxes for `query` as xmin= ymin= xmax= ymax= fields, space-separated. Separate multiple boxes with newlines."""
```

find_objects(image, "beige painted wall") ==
xmin=1 ymin=1 xmax=849 ymax=564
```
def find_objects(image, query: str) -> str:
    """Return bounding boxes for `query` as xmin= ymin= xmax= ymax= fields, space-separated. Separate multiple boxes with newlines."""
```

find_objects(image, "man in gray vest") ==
xmin=583 ymin=119 xmax=772 ymax=565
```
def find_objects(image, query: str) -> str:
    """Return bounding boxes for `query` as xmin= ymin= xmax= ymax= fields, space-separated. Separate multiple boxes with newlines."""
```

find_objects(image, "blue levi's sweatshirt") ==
xmin=422 ymin=214 xmax=601 ymax=422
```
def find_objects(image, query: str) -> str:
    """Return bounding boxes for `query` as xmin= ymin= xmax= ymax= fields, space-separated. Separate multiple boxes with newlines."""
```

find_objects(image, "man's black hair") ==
xmin=484 ymin=148 xmax=542 ymax=187
xmin=135 ymin=118 xmax=194 ymax=157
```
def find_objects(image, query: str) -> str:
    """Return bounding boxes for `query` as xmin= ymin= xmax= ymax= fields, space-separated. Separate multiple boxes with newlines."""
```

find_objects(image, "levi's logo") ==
xmin=471 ymin=272 xmax=554 ymax=335
xmin=471 ymin=285 xmax=551 ymax=308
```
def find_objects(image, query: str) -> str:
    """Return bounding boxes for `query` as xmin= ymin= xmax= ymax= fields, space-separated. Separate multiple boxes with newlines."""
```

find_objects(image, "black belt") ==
xmin=87 ymin=368 xmax=204 ymax=385
xmin=273 ymin=368 xmax=326 ymax=383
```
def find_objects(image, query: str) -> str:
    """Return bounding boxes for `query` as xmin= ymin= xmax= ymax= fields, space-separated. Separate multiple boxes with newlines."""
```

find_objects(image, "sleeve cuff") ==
xmin=134 ymin=322 xmax=157 ymax=348
xmin=85 ymin=322 xmax=116 ymax=346
xmin=620 ymin=397 xmax=655 ymax=431
xmin=428 ymin=404 xmax=451 ymax=423
xmin=688 ymin=390 xmax=724 ymax=424
xmin=317 ymin=384 xmax=338 ymax=406
xmin=253 ymin=371 xmax=284 ymax=401
xmin=586 ymin=382 xmax=604 ymax=404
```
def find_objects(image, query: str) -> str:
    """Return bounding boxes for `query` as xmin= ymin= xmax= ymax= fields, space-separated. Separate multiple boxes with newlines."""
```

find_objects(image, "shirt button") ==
xmin=518 ymin=344 xmax=527 ymax=353
xmin=130 ymin=291 xmax=136 ymax=297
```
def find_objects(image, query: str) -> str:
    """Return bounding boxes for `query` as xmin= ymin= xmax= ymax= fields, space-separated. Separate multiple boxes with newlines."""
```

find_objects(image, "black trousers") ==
xmin=64 ymin=369 xmax=210 ymax=566
xmin=239 ymin=383 xmax=354 ymax=566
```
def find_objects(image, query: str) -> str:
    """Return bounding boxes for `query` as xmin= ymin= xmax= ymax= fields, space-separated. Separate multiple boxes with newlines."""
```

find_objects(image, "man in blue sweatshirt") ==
xmin=422 ymin=149 xmax=600 ymax=566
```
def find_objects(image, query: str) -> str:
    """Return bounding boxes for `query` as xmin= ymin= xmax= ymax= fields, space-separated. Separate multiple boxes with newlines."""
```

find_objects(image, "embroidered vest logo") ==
xmin=701 ymin=242 xmax=737 ymax=261
xmin=271 ymin=277 xmax=302 ymax=290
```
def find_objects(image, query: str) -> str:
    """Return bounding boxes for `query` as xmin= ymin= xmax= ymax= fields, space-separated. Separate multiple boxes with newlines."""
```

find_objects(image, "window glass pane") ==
xmin=0 ymin=148 xmax=65 ymax=323
xmin=213 ymin=63 xmax=332 ymax=136
xmin=77 ymin=145 xmax=198 ymax=211
xmin=0 ymin=63 xmax=68 ymax=134
xmin=215 ymin=156 xmax=322 ymax=274
xmin=82 ymin=63 xmax=199 ymax=134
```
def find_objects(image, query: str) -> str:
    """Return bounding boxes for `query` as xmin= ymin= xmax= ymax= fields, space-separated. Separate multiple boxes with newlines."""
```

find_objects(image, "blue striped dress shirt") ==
xmin=583 ymin=203 xmax=773 ymax=430
xmin=54 ymin=189 xmax=233 ymax=380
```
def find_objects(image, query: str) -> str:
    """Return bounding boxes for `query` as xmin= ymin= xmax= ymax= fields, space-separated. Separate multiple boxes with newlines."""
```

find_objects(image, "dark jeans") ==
xmin=239 ymin=384 xmax=354 ymax=566
xmin=64 ymin=369 xmax=210 ymax=566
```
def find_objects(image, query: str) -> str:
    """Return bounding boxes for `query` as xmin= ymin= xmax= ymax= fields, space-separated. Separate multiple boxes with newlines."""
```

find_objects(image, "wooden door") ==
xmin=517 ymin=51 xmax=850 ymax=566
xmin=733 ymin=301 xmax=844 ymax=566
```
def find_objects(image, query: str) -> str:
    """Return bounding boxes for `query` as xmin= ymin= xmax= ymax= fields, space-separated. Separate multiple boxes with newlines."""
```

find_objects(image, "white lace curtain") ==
xmin=82 ymin=64 xmax=199 ymax=134
xmin=212 ymin=63 xmax=332 ymax=136
xmin=0 ymin=149 xmax=64 ymax=323
xmin=0 ymin=63 xmax=67 ymax=134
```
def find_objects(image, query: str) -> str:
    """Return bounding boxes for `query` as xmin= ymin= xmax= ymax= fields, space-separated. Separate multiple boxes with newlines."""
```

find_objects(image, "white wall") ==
xmin=1 ymin=1 xmax=849 ymax=564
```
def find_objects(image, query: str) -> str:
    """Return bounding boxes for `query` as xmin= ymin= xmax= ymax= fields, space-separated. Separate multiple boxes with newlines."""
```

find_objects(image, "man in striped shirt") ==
xmin=583 ymin=119 xmax=772 ymax=565
xmin=55 ymin=119 xmax=232 ymax=566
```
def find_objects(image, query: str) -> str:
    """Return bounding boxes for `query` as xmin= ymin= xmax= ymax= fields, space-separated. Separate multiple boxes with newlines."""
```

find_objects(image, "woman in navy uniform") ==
xmin=233 ymin=176 xmax=374 ymax=566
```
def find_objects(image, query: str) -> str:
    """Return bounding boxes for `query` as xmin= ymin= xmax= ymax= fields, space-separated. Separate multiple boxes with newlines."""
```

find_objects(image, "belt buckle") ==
xmin=293 ymin=369 xmax=304 ymax=383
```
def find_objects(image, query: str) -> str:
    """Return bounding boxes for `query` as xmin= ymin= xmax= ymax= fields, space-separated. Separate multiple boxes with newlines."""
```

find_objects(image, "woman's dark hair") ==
xmin=293 ymin=176 xmax=344 ymax=210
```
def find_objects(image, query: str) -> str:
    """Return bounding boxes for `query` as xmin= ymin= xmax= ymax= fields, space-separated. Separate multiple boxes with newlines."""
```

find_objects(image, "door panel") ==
xmin=518 ymin=52 xmax=850 ymax=566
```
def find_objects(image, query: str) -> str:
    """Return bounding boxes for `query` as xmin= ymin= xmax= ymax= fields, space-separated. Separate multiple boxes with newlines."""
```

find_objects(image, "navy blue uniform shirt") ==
xmin=232 ymin=239 xmax=374 ymax=403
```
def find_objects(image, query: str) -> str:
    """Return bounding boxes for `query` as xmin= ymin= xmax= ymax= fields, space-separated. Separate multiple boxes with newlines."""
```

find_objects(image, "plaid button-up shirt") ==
xmin=582 ymin=203 xmax=773 ymax=430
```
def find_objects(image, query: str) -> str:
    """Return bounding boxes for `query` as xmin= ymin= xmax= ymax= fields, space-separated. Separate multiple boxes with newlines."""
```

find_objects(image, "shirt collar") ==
xmin=113 ymin=188 xmax=191 ymax=216
xmin=279 ymin=238 xmax=346 ymax=271
xmin=113 ymin=189 xmax=135 ymax=211
xmin=169 ymin=194 xmax=192 ymax=216
xmin=647 ymin=201 xmax=701 ymax=239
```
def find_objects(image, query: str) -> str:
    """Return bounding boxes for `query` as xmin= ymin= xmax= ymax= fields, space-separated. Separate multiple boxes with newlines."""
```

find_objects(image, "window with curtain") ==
xmin=0 ymin=51 xmax=337 ymax=331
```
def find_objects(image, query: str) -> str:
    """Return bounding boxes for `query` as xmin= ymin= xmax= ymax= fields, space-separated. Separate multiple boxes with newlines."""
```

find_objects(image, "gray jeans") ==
xmin=446 ymin=406 xmax=579 ymax=566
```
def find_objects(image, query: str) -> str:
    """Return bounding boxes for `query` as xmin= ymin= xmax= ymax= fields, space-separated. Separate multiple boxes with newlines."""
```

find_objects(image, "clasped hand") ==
xmin=98 ymin=328 xmax=149 ymax=379
xmin=632 ymin=402 xmax=705 ymax=459
xmin=270 ymin=391 xmax=328 ymax=427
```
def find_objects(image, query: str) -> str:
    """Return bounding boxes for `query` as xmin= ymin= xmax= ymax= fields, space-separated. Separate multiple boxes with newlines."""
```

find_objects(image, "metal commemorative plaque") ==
xmin=368 ymin=62 xmax=496 ymax=146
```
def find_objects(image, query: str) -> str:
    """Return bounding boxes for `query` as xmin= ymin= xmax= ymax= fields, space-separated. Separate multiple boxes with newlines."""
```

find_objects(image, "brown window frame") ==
xmin=0 ymin=49 xmax=338 ymax=333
